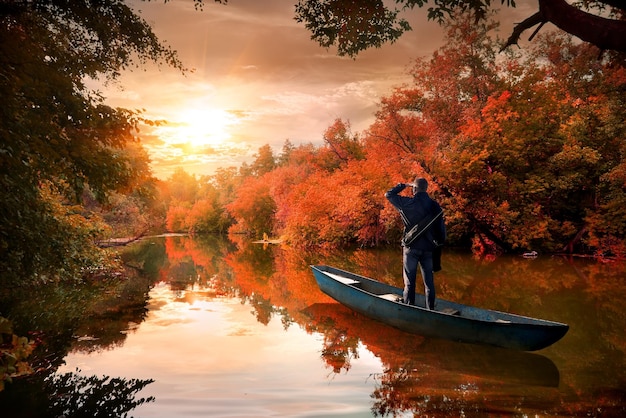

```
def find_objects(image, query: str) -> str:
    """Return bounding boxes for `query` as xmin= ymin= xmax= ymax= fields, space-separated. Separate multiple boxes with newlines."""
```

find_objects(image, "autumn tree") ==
xmin=266 ymin=137 xmax=386 ymax=248
xmin=280 ymin=171 xmax=354 ymax=247
xmin=162 ymin=168 xmax=236 ymax=233
xmin=277 ymin=139 xmax=296 ymax=167
xmin=276 ymin=165 xmax=387 ymax=248
xmin=197 ymin=8 xmax=625 ymax=257
xmin=224 ymin=141 xmax=384 ymax=246
xmin=374 ymin=11 xmax=624 ymax=256
xmin=363 ymin=13 xmax=500 ymax=246
xmin=187 ymin=179 xmax=231 ymax=233
xmin=323 ymin=119 xmax=364 ymax=163
xmin=269 ymin=163 xmax=314 ymax=234
xmin=223 ymin=144 xmax=282 ymax=236
xmin=449 ymin=33 xmax=626 ymax=255
xmin=226 ymin=174 xmax=277 ymax=237
xmin=248 ymin=144 xmax=277 ymax=177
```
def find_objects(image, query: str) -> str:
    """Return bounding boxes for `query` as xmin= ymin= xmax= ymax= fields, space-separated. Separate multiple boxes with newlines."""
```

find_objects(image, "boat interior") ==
xmin=320 ymin=269 xmax=555 ymax=325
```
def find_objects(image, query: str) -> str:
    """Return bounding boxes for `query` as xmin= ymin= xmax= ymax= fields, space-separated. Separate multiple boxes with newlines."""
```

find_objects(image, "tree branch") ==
xmin=500 ymin=12 xmax=545 ymax=52
xmin=501 ymin=0 xmax=626 ymax=53
xmin=540 ymin=0 xmax=626 ymax=52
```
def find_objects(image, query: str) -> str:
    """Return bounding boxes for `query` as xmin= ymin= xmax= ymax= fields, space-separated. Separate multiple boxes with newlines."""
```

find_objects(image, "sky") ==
xmin=100 ymin=0 xmax=540 ymax=179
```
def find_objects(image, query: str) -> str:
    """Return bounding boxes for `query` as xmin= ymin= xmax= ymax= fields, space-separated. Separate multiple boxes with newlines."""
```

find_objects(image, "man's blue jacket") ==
xmin=385 ymin=183 xmax=446 ymax=252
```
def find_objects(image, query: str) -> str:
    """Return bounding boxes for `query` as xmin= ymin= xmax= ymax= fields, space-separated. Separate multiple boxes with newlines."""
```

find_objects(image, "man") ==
xmin=385 ymin=178 xmax=446 ymax=309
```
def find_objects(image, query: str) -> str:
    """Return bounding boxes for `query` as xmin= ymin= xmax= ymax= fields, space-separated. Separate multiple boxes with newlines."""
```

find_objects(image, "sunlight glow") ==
xmin=140 ymin=105 xmax=252 ymax=179
xmin=158 ymin=107 xmax=241 ymax=150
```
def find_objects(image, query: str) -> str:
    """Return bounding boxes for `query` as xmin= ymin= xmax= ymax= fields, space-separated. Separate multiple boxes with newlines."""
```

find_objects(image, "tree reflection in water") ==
xmin=305 ymin=301 xmax=564 ymax=417
xmin=0 ymin=241 xmax=162 ymax=417
xmin=320 ymin=329 xmax=359 ymax=374
xmin=202 ymin=235 xmax=625 ymax=417
xmin=3 ymin=235 xmax=624 ymax=417
xmin=47 ymin=370 xmax=154 ymax=418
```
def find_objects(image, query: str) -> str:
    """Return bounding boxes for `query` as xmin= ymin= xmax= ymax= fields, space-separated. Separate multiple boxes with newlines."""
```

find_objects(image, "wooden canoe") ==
xmin=311 ymin=265 xmax=569 ymax=351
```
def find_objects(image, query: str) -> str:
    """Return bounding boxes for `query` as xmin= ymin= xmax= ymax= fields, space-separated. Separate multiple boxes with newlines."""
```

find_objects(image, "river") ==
xmin=1 ymin=234 xmax=625 ymax=417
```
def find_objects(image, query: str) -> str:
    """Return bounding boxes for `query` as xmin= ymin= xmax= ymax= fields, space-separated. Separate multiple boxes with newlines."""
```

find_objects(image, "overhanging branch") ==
xmin=500 ymin=0 xmax=626 ymax=53
xmin=500 ymin=12 xmax=545 ymax=52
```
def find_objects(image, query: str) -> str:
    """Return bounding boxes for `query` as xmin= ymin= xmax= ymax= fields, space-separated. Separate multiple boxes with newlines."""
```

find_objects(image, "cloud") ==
xmin=113 ymin=1 xmax=542 ymax=179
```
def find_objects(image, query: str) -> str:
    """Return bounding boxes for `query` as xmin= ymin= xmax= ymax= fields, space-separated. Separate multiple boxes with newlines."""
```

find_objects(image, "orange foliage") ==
xmin=173 ymin=22 xmax=626 ymax=258
xmin=165 ymin=202 xmax=191 ymax=232
xmin=226 ymin=174 xmax=276 ymax=237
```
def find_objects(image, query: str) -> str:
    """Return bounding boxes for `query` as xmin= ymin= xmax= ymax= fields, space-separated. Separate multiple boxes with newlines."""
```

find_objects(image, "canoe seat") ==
xmin=379 ymin=293 xmax=402 ymax=302
xmin=326 ymin=273 xmax=360 ymax=286
xmin=440 ymin=308 xmax=460 ymax=316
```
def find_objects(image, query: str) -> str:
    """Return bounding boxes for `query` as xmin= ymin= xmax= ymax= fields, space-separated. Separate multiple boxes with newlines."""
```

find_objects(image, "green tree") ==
xmin=210 ymin=166 xmax=243 ymax=211
xmin=249 ymin=144 xmax=277 ymax=177
xmin=293 ymin=0 xmax=626 ymax=57
xmin=277 ymin=139 xmax=296 ymax=167
xmin=0 ymin=1 xmax=184 ymax=283
xmin=165 ymin=168 xmax=200 ymax=204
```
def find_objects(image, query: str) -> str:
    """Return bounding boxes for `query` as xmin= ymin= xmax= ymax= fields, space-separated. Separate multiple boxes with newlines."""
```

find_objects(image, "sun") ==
xmin=165 ymin=108 xmax=240 ymax=149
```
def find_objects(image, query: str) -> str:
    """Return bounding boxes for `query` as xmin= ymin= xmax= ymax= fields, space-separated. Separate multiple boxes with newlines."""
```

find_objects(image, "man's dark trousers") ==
xmin=402 ymin=246 xmax=435 ymax=309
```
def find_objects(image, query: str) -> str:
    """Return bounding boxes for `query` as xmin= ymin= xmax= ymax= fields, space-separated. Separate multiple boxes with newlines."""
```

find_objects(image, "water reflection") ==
xmin=0 ymin=265 xmax=157 ymax=417
xmin=304 ymin=303 xmax=560 ymax=388
xmin=2 ymin=234 xmax=626 ymax=417
xmin=218 ymin=237 xmax=626 ymax=417
xmin=59 ymin=280 xmax=381 ymax=417
xmin=300 ymin=300 xmax=565 ymax=416
xmin=46 ymin=372 xmax=154 ymax=417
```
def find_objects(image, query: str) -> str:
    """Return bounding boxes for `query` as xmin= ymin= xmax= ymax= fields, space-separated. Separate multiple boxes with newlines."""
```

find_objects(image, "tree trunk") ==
xmin=502 ymin=0 xmax=626 ymax=53
xmin=562 ymin=226 xmax=588 ymax=254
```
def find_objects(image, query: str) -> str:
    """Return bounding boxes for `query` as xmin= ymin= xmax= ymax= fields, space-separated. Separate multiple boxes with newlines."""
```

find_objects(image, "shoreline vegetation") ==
xmin=101 ymin=231 xmax=623 ymax=263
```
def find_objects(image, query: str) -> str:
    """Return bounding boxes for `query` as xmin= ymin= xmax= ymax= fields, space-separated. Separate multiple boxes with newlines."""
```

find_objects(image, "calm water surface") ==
xmin=4 ymin=234 xmax=626 ymax=417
